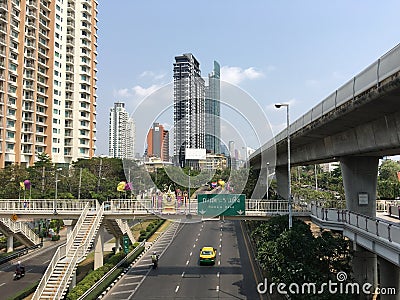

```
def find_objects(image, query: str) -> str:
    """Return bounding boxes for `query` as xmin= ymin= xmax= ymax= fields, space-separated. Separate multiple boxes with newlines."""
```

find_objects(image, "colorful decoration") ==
xmin=117 ymin=181 xmax=126 ymax=192
xmin=23 ymin=180 xmax=31 ymax=190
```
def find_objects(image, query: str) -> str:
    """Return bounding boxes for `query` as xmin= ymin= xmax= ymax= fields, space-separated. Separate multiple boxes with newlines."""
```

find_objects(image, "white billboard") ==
xmin=185 ymin=148 xmax=206 ymax=160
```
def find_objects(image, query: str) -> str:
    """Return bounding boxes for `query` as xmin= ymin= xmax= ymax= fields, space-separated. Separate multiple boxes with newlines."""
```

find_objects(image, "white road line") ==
xmin=219 ymin=244 xmax=222 ymax=248
xmin=193 ymin=244 xmax=196 ymax=248
xmin=120 ymin=282 xmax=140 ymax=287
xmin=195 ymin=238 xmax=198 ymax=241
xmin=216 ymin=285 xmax=220 ymax=292
xmin=217 ymin=272 xmax=220 ymax=277
xmin=190 ymin=252 xmax=192 ymax=256
xmin=198 ymin=233 xmax=200 ymax=236
xmin=220 ymin=238 xmax=222 ymax=242
xmin=43 ymin=259 xmax=50 ymax=264
xmin=181 ymin=272 xmax=185 ymax=277
xmin=26 ymin=268 xmax=33 ymax=273
xmin=0 ymin=283 xmax=5 ymax=287
xmin=218 ymin=261 xmax=221 ymax=266
xmin=111 ymin=290 xmax=134 ymax=295
xmin=175 ymin=285 xmax=180 ymax=293
xmin=186 ymin=260 xmax=189 ymax=265
xmin=220 ymin=233 xmax=222 ymax=236
xmin=125 ymin=275 xmax=143 ymax=279
xmin=129 ymin=269 xmax=148 ymax=273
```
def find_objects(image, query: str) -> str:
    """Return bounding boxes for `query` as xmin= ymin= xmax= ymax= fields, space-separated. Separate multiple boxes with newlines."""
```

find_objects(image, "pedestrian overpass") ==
xmin=0 ymin=198 xmax=398 ymax=299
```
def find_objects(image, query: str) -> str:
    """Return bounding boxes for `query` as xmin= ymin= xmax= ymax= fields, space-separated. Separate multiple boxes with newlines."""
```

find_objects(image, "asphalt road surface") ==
xmin=0 ymin=240 xmax=63 ymax=299
xmin=104 ymin=219 xmax=266 ymax=300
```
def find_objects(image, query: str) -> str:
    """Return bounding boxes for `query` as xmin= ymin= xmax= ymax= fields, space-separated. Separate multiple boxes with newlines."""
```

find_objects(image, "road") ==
xmin=0 ymin=240 xmax=63 ymax=299
xmin=104 ymin=219 xmax=266 ymax=300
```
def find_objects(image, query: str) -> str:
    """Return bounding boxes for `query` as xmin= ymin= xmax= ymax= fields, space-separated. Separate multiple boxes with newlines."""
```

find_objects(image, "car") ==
xmin=199 ymin=246 xmax=217 ymax=265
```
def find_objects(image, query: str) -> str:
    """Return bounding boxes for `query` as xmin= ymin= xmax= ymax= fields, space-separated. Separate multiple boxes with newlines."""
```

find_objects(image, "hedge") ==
xmin=138 ymin=219 xmax=165 ymax=242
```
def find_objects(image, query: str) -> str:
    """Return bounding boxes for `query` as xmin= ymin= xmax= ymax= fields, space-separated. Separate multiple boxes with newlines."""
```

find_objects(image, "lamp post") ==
xmin=275 ymin=103 xmax=292 ymax=229
xmin=54 ymin=167 xmax=62 ymax=214
xmin=266 ymin=162 xmax=269 ymax=200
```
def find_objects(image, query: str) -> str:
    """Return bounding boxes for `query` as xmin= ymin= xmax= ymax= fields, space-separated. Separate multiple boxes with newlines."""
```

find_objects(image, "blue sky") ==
xmin=95 ymin=1 xmax=400 ymax=157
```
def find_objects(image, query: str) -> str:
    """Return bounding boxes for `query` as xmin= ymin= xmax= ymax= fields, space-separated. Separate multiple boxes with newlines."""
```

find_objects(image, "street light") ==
xmin=54 ymin=167 xmax=62 ymax=214
xmin=275 ymin=103 xmax=292 ymax=229
xmin=266 ymin=162 xmax=270 ymax=200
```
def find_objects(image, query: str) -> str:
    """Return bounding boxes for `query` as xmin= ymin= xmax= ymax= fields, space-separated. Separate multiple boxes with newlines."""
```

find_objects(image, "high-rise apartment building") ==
xmin=205 ymin=61 xmax=220 ymax=154
xmin=146 ymin=122 xmax=169 ymax=161
xmin=109 ymin=102 xmax=135 ymax=160
xmin=173 ymin=53 xmax=205 ymax=166
xmin=0 ymin=0 xmax=98 ymax=167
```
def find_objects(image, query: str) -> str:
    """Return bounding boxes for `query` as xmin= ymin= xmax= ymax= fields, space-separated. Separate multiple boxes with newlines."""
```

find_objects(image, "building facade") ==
xmin=146 ymin=122 xmax=169 ymax=161
xmin=109 ymin=102 xmax=135 ymax=160
xmin=205 ymin=61 xmax=220 ymax=154
xmin=173 ymin=53 xmax=205 ymax=167
xmin=0 ymin=0 xmax=98 ymax=167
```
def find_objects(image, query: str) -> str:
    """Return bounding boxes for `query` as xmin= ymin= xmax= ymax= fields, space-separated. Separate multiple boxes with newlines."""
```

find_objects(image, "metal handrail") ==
xmin=66 ymin=202 xmax=89 ymax=254
xmin=77 ymin=240 xmax=146 ymax=300
xmin=0 ymin=218 xmax=40 ymax=244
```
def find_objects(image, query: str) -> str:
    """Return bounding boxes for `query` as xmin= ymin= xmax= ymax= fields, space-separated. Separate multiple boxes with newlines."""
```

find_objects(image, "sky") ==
xmin=95 ymin=0 xmax=400 ymax=158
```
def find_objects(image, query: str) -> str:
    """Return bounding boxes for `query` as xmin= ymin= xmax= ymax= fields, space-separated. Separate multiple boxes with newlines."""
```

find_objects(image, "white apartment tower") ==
xmin=173 ymin=53 xmax=205 ymax=167
xmin=109 ymin=102 xmax=135 ymax=160
xmin=0 ymin=0 xmax=98 ymax=167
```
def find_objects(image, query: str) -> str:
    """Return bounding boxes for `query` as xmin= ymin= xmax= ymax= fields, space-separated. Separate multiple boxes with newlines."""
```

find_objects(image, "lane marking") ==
xmin=193 ymin=244 xmax=196 ymax=248
xmin=175 ymin=285 xmax=180 ymax=293
xmin=218 ymin=260 xmax=221 ymax=266
xmin=198 ymin=233 xmax=200 ymax=236
xmin=195 ymin=238 xmax=198 ymax=241
xmin=111 ymin=290 xmax=133 ymax=295
xmin=26 ymin=268 xmax=33 ymax=273
xmin=186 ymin=260 xmax=189 ymax=265
xmin=219 ymin=244 xmax=222 ymax=248
xmin=0 ymin=283 xmax=5 ymax=287
xmin=43 ymin=259 xmax=50 ymax=264
xmin=120 ymin=282 xmax=140 ymax=287
xmin=181 ymin=272 xmax=185 ymax=277
xmin=220 ymin=238 xmax=222 ymax=242
xmin=189 ymin=252 xmax=192 ymax=256
xmin=217 ymin=272 xmax=220 ymax=278
xmin=216 ymin=285 xmax=220 ymax=292
xmin=125 ymin=275 xmax=143 ymax=279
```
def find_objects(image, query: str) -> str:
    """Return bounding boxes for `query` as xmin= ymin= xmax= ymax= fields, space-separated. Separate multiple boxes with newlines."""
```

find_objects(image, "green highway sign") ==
xmin=123 ymin=235 xmax=130 ymax=254
xmin=197 ymin=194 xmax=245 ymax=216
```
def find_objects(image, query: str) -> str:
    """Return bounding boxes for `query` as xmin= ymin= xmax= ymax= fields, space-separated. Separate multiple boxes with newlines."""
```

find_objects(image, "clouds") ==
xmin=114 ymin=84 xmax=163 ymax=100
xmin=220 ymin=66 xmax=264 ymax=85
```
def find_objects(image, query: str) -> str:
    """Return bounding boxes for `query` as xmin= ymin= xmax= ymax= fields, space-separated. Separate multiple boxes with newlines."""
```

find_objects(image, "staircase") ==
xmin=32 ymin=202 xmax=104 ymax=299
xmin=104 ymin=219 xmax=136 ymax=244
xmin=0 ymin=218 xmax=40 ymax=246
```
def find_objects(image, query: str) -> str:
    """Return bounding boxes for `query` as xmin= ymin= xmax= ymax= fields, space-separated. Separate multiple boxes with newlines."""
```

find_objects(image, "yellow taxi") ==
xmin=199 ymin=246 xmax=217 ymax=265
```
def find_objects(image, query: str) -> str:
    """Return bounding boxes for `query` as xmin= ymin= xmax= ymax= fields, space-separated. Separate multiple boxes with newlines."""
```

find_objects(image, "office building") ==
xmin=173 ymin=53 xmax=205 ymax=166
xmin=205 ymin=61 xmax=221 ymax=154
xmin=0 ymin=0 xmax=98 ymax=167
xmin=109 ymin=102 xmax=135 ymax=159
xmin=146 ymin=122 xmax=169 ymax=161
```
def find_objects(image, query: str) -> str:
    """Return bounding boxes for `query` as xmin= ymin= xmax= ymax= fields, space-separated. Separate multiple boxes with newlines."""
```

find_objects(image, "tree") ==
xmin=250 ymin=216 xmax=353 ymax=299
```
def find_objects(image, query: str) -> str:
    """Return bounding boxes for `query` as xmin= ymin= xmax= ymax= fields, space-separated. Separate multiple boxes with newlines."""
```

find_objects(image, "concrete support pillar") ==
xmin=352 ymin=244 xmax=377 ymax=299
xmin=275 ymin=165 xmax=289 ymax=200
xmin=94 ymin=225 xmax=104 ymax=270
xmin=70 ymin=270 xmax=77 ymax=289
xmin=63 ymin=219 xmax=76 ymax=240
xmin=7 ymin=235 xmax=13 ymax=253
xmin=340 ymin=156 xmax=379 ymax=217
xmin=341 ymin=156 xmax=379 ymax=299
xmin=115 ymin=236 xmax=121 ymax=254
xmin=378 ymin=257 xmax=400 ymax=300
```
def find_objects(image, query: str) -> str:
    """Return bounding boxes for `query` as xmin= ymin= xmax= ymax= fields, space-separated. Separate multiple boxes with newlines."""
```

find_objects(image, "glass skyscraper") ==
xmin=205 ymin=61 xmax=221 ymax=154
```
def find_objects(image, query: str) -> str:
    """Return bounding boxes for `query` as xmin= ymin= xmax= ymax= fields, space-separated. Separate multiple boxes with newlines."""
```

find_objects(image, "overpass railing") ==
xmin=257 ymin=43 xmax=400 ymax=151
xmin=0 ymin=199 xmax=98 ymax=214
xmin=311 ymin=204 xmax=400 ymax=244
xmin=0 ymin=218 xmax=40 ymax=245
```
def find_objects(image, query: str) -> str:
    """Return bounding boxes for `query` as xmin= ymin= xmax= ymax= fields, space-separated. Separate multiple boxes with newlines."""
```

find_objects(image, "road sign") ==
xmin=123 ymin=235 xmax=130 ymax=254
xmin=11 ymin=214 xmax=18 ymax=222
xmin=197 ymin=194 xmax=245 ymax=217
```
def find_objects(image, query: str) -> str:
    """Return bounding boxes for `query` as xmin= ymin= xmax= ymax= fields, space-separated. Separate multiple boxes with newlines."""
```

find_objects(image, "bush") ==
xmin=51 ymin=235 xmax=60 ymax=241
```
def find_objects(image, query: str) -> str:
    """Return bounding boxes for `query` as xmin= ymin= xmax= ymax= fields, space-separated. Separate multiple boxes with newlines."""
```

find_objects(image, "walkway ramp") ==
xmin=32 ymin=203 xmax=104 ymax=299
xmin=0 ymin=218 xmax=40 ymax=246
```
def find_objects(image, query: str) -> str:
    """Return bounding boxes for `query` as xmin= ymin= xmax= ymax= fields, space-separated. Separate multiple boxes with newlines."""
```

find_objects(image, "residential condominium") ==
xmin=0 ymin=0 xmax=98 ymax=168
xmin=109 ymin=102 xmax=135 ymax=160
xmin=146 ymin=122 xmax=169 ymax=161
xmin=173 ymin=53 xmax=205 ymax=167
